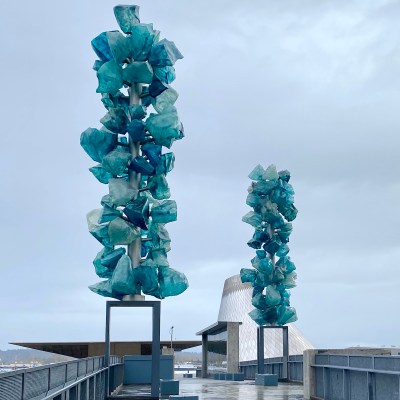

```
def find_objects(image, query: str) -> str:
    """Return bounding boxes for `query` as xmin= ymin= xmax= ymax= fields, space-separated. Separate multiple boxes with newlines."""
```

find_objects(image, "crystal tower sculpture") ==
xmin=80 ymin=5 xmax=188 ymax=300
xmin=240 ymin=164 xmax=298 ymax=325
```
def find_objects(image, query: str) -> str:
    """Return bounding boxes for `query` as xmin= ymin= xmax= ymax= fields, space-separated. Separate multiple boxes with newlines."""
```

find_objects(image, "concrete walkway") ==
xmin=115 ymin=378 xmax=304 ymax=399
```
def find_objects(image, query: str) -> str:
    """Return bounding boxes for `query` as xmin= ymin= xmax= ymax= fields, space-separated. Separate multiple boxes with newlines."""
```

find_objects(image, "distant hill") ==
xmin=0 ymin=349 xmax=73 ymax=364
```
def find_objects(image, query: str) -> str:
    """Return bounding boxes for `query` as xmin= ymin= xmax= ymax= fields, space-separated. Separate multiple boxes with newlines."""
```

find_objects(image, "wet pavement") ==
xmin=115 ymin=377 xmax=304 ymax=399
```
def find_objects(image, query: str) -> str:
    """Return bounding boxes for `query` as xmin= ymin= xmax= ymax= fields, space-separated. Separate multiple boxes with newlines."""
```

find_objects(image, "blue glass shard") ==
xmin=242 ymin=211 xmax=262 ymax=228
xmin=145 ymin=106 xmax=182 ymax=148
xmin=149 ymin=78 xmax=169 ymax=97
xmin=102 ymin=148 xmax=131 ymax=176
xmin=80 ymin=128 xmax=117 ymax=163
xmin=108 ymin=178 xmax=138 ymax=206
xmin=99 ymin=205 xmax=121 ymax=223
xmin=277 ymin=305 xmax=297 ymax=325
xmin=130 ymin=23 xmax=160 ymax=61
xmin=129 ymin=156 xmax=155 ymax=175
xmin=108 ymin=217 xmax=141 ymax=245
xmin=240 ymin=268 xmax=257 ymax=285
xmin=89 ymin=164 xmax=114 ymax=184
xmin=279 ymin=169 xmax=291 ymax=182
xmin=264 ymin=164 xmax=279 ymax=180
xmin=276 ymin=243 xmax=290 ymax=257
xmin=92 ymin=31 xmax=130 ymax=63
xmin=151 ymin=88 xmax=179 ymax=114
xmin=123 ymin=196 xmax=150 ymax=230
xmin=87 ymin=209 xmax=112 ymax=248
xmin=129 ymin=105 xmax=147 ymax=120
xmin=252 ymin=292 xmax=266 ymax=310
xmin=127 ymin=119 xmax=146 ymax=142
xmin=123 ymin=62 xmax=153 ymax=84
xmin=251 ymin=179 xmax=277 ymax=195
xmin=158 ymin=266 xmax=188 ymax=298
xmin=148 ymin=223 xmax=171 ymax=252
xmin=265 ymin=285 xmax=281 ymax=306
xmin=151 ymin=200 xmax=177 ymax=223
xmin=110 ymin=255 xmax=136 ymax=294
xmin=100 ymin=108 xmax=129 ymax=134
xmin=93 ymin=247 xmax=125 ymax=278
xmin=96 ymin=61 xmax=123 ymax=94
xmin=153 ymin=66 xmax=176 ymax=84
xmin=93 ymin=60 xmax=106 ymax=71
xmin=149 ymin=39 xmax=183 ymax=66
xmin=89 ymin=280 xmax=123 ymax=300
xmin=155 ymin=152 xmax=175 ymax=175
xmin=248 ymin=164 xmax=265 ymax=181
xmin=148 ymin=174 xmax=170 ymax=199
xmin=114 ymin=5 xmax=140 ymax=34
xmin=133 ymin=264 xmax=159 ymax=296
xmin=141 ymin=143 xmax=162 ymax=167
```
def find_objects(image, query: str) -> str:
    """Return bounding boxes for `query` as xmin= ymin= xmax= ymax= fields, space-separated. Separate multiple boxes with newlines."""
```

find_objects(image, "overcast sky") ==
xmin=0 ymin=0 xmax=399 ymax=352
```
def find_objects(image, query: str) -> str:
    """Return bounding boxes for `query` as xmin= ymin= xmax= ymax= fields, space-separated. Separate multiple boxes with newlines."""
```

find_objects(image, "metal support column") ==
xmin=201 ymin=333 xmax=208 ymax=378
xmin=257 ymin=326 xmax=265 ymax=374
xmin=282 ymin=326 xmax=289 ymax=380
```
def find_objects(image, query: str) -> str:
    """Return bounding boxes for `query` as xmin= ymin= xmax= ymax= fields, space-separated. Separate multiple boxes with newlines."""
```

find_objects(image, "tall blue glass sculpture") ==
xmin=80 ymin=5 xmax=188 ymax=300
xmin=240 ymin=164 xmax=298 ymax=325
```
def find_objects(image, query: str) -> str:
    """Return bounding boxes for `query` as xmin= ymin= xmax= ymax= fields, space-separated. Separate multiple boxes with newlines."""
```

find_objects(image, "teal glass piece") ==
xmin=148 ymin=223 xmax=171 ymax=252
xmin=80 ymin=128 xmax=117 ymax=163
xmin=141 ymin=239 xmax=153 ymax=257
xmin=261 ymin=201 xmax=285 ymax=228
xmin=130 ymin=23 xmax=160 ymax=61
xmin=282 ymin=271 xmax=297 ymax=289
xmin=148 ymin=248 xmax=169 ymax=266
xmin=133 ymin=264 xmax=160 ymax=296
xmin=140 ymin=86 xmax=152 ymax=106
xmin=158 ymin=266 xmax=188 ymax=298
xmin=242 ymin=211 xmax=262 ymax=228
xmin=110 ymin=255 xmax=136 ymax=294
xmin=247 ymin=229 xmax=270 ymax=249
xmin=100 ymin=108 xmax=129 ymax=134
xmin=277 ymin=305 xmax=297 ymax=325
xmin=127 ymin=119 xmax=146 ymax=142
xmin=101 ymin=148 xmax=130 ymax=176
xmin=123 ymin=62 xmax=153 ymax=84
xmin=108 ymin=178 xmax=137 ymax=206
xmin=102 ymin=148 xmax=131 ymax=176
xmin=151 ymin=200 xmax=177 ymax=223
xmin=108 ymin=217 xmax=141 ymax=245
xmin=93 ymin=60 xmax=106 ymax=71
xmin=263 ymin=235 xmax=283 ymax=256
xmin=264 ymin=164 xmax=279 ymax=180
xmin=129 ymin=156 xmax=155 ymax=175
xmin=279 ymin=169 xmax=291 ymax=182
xmin=99 ymin=205 xmax=121 ymax=223
xmin=93 ymin=247 xmax=125 ymax=278
xmin=89 ymin=280 xmax=123 ymax=300
xmin=248 ymin=308 xmax=268 ymax=325
xmin=276 ymin=243 xmax=290 ymax=257
xmin=87 ymin=209 xmax=112 ymax=248
xmin=113 ymin=5 xmax=140 ymax=34
xmin=153 ymin=66 xmax=176 ymax=84
xmin=248 ymin=164 xmax=265 ymax=181
xmin=91 ymin=31 xmax=130 ymax=64
xmin=151 ymin=88 xmax=179 ymax=114
xmin=277 ymin=223 xmax=292 ymax=243
xmin=141 ymin=143 xmax=162 ymax=166
xmin=129 ymin=105 xmax=147 ymax=120
xmin=252 ymin=179 xmax=277 ymax=195
xmin=252 ymin=292 xmax=266 ymax=310
xmin=240 ymin=268 xmax=257 ymax=285
xmin=149 ymin=39 xmax=183 ymax=66
xmin=276 ymin=256 xmax=296 ymax=274
xmin=281 ymin=204 xmax=298 ymax=222
xmin=251 ymin=255 xmax=273 ymax=275
xmin=123 ymin=196 xmax=150 ymax=230
xmin=246 ymin=192 xmax=262 ymax=209
xmin=145 ymin=106 xmax=182 ymax=148
xmin=265 ymin=285 xmax=281 ymax=306
xmin=156 ymin=152 xmax=175 ymax=175
xmin=89 ymin=164 xmax=114 ymax=184
xmin=96 ymin=61 xmax=123 ymax=94
xmin=148 ymin=174 xmax=170 ymax=199
xmin=149 ymin=79 xmax=168 ymax=97
xmin=102 ymin=92 xmax=129 ymax=110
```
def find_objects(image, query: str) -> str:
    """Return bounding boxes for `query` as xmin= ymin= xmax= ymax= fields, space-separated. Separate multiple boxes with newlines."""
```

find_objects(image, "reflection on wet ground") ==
xmin=116 ymin=377 xmax=304 ymax=399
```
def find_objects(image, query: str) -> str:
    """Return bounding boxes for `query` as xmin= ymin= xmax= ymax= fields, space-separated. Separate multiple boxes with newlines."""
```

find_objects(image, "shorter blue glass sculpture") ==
xmin=241 ymin=164 xmax=298 ymax=326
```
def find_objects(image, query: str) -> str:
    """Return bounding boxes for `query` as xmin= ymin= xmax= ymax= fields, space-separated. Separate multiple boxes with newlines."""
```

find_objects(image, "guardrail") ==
xmin=311 ymin=353 xmax=400 ymax=400
xmin=240 ymin=354 xmax=303 ymax=382
xmin=0 ymin=355 xmax=123 ymax=400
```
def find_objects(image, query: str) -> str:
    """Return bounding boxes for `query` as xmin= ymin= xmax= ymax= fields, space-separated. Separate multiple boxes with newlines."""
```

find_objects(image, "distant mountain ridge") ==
xmin=0 ymin=349 xmax=73 ymax=364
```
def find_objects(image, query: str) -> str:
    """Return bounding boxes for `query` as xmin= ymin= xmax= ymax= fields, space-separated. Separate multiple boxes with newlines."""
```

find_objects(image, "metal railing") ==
xmin=0 ymin=355 xmax=123 ymax=400
xmin=311 ymin=353 xmax=400 ymax=399
xmin=240 ymin=354 xmax=303 ymax=382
